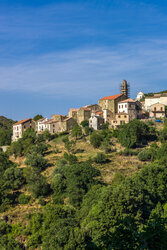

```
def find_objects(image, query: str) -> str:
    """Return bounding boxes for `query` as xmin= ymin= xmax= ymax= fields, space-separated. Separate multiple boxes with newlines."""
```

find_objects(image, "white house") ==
xmin=136 ymin=91 xmax=144 ymax=100
xmin=145 ymin=94 xmax=167 ymax=111
xmin=89 ymin=115 xmax=104 ymax=130
xmin=118 ymin=98 xmax=138 ymax=120
xmin=12 ymin=118 xmax=35 ymax=142
xmin=36 ymin=118 xmax=49 ymax=132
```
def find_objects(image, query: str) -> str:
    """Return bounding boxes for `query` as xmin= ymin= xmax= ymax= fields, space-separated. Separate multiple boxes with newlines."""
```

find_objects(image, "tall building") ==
xmin=121 ymin=80 xmax=129 ymax=98
xmin=98 ymin=93 xmax=126 ymax=113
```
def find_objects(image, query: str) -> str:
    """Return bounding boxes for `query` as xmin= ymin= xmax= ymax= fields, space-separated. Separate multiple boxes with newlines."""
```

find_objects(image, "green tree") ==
xmin=72 ymin=125 xmax=82 ymax=139
xmin=33 ymin=114 xmax=43 ymax=121
xmin=118 ymin=120 xmax=151 ymax=148
xmin=80 ymin=120 xmax=89 ymax=127
xmin=25 ymin=152 xmax=48 ymax=172
xmin=90 ymin=131 xmax=103 ymax=148
xmin=52 ymin=162 xmax=100 ymax=207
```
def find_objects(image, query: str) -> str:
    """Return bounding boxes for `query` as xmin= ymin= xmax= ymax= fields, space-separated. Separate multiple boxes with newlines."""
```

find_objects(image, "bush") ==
xmin=38 ymin=196 xmax=46 ymax=206
xmin=90 ymin=132 xmax=103 ymax=148
xmin=72 ymin=125 xmax=82 ymax=139
xmin=63 ymin=152 xmax=78 ymax=164
xmin=94 ymin=152 xmax=107 ymax=164
xmin=84 ymin=126 xmax=90 ymax=135
xmin=138 ymin=149 xmax=152 ymax=161
xmin=80 ymin=120 xmax=89 ymax=127
xmin=119 ymin=148 xmax=139 ymax=156
xmin=18 ymin=193 xmax=31 ymax=204
xmin=25 ymin=152 xmax=48 ymax=172
xmin=24 ymin=168 xmax=50 ymax=198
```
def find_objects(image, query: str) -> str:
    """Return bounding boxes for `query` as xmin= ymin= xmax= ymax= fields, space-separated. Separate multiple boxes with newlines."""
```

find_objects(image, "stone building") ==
xmin=68 ymin=108 xmax=79 ymax=120
xmin=98 ymin=94 xmax=126 ymax=114
xmin=77 ymin=107 xmax=91 ymax=124
xmin=84 ymin=104 xmax=101 ymax=112
xmin=51 ymin=114 xmax=66 ymax=122
xmin=111 ymin=113 xmax=130 ymax=129
xmin=12 ymin=118 xmax=35 ymax=141
xmin=44 ymin=117 xmax=77 ymax=134
xmin=149 ymin=103 xmax=166 ymax=119
xmin=62 ymin=117 xmax=77 ymax=131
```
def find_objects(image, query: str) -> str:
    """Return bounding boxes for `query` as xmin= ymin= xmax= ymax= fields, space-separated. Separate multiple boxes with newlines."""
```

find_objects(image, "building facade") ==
xmin=77 ymin=107 xmax=91 ymax=124
xmin=12 ymin=118 xmax=35 ymax=141
xmin=149 ymin=103 xmax=166 ymax=118
xmin=145 ymin=94 xmax=167 ymax=111
xmin=98 ymin=94 xmax=126 ymax=114
xmin=111 ymin=113 xmax=130 ymax=129
xmin=89 ymin=115 xmax=104 ymax=130
xmin=136 ymin=91 xmax=144 ymax=101
xmin=36 ymin=118 xmax=49 ymax=132
xmin=118 ymin=98 xmax=138 ymax=120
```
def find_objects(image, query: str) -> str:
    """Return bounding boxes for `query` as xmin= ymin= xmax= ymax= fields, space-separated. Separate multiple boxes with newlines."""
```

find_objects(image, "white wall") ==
xmin=118 ymin=102 xmax=128 ymax=113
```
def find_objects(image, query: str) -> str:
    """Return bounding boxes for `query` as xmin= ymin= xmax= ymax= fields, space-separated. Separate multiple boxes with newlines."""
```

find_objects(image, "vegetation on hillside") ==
xmin=1 ymin=119 xmax=167 ymax=249
xmin=0 ymin=116 xmax=16 ymax=146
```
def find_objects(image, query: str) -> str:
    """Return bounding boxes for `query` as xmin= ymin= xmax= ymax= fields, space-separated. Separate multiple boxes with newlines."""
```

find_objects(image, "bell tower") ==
xmin=121 ymin=79 xmax=129 ymax=98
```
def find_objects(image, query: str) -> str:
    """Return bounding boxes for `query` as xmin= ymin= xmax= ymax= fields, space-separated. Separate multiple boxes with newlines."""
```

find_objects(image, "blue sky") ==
xmin=1 ymin=0 xmax=167 ymax=120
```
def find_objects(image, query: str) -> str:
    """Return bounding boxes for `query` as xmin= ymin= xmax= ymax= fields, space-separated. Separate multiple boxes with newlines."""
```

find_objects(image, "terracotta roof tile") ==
xmin=81 ymin=107 xmax=91 ymax=111
xmin=14 ymin=118 xmax=32 ymax=125
xmin=69 ymin=108 xmax=79 ymax=111
xmin=119 ymin=98 xmax=136 ymax=103
xmin=100 ymin=93 xmax=123 ymax=101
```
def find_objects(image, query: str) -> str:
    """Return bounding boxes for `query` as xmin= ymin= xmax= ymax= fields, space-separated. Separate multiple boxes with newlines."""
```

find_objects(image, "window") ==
xmin=125 ymin=104 xmax=127 ymax=108
xmin=124 ymin=115 xmax=127 ymax=118
xmin=118 ymin=115 xmax=120 ymax=118
xmin=154 ymin=107 xmax=156 ymax=111
xmin=161 ymin=107 xmax=163 ymax=111
xmin=122 ymin=105 xmax=123 ymax=108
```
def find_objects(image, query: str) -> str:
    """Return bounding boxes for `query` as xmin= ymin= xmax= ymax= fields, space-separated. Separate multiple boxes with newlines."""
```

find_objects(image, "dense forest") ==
xmin=0 ymin=119 xmax=167 ymax=249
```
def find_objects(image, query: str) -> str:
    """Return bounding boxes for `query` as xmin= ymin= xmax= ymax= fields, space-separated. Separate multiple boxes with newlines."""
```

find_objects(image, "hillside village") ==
xmin=12 ymin=80 xmax=167 ymax=141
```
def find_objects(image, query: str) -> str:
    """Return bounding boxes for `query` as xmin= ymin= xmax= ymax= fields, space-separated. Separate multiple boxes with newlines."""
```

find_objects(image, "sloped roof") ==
xmin=14 ymin=118 xmax=31 ymax=125
xmin=100 ymin=93 xmax=123 ymax=101
xmin=69 ymin=108 xmax=79 ymax=111
xmin=119 ymin=98 xmax=136 ymax=103
xmin=117 ymin=112 xmax=129 ymax=115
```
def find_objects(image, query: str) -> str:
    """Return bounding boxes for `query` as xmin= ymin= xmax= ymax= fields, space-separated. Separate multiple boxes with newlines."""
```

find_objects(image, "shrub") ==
xmin=72 ymin=125 xmax=82 ymax=139
xmin=85 ymin=126 xmax=90 ymax=135
xmin=18 ymin=193 xmax=31 ymax=204
xmin=94 ymin=152 xmax=107 ymax=164
xmin=63 ymin=152 xmax=78 ymax=164
xmin=25 ymin=152 xmax=48 ymax=172
xmin=138 ymin=149 xmax=152 ymax=161
xmin=24 ymin=168 xmax=50 ymax=198
xmin=80 ymin=120 xmax=89 ymax=127
xmin=38 ymin=196 xmax=46 ymax=206
xmin=90 ymin=132 xmax=103 ymax=148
